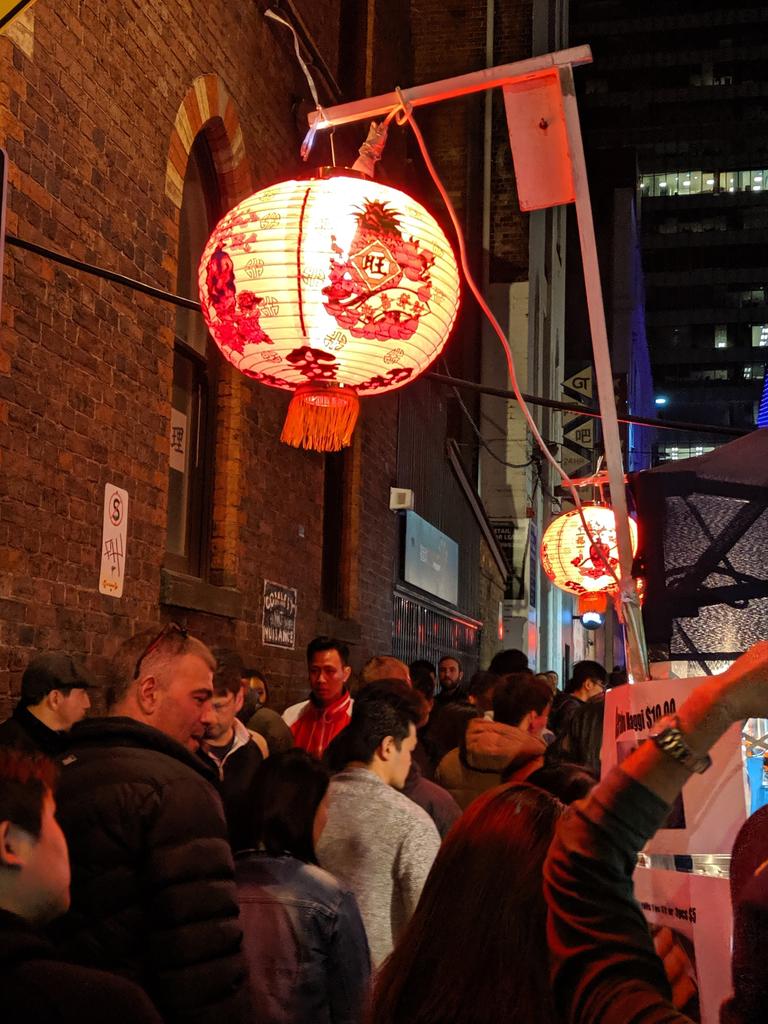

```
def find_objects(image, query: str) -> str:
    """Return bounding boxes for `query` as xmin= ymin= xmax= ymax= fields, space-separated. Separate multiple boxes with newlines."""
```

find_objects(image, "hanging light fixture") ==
xmin=540 ymin=504 xmax=639 ymax=596
xmin=198 ymin=169 xmax=460 ymax=451
xmin=578 ymin=592 xmax=607 ymax=629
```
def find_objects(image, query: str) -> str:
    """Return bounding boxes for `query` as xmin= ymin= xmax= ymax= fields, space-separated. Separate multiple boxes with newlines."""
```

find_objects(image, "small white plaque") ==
xmin=99 ymin=484 xmax=128 ymax=598
xmin=169 ymin=407 xmax=187 ymax=473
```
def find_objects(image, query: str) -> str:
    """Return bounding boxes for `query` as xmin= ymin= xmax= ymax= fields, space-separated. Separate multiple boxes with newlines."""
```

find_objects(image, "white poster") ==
xmin=633 ymin=867 xmax=733 ymax=1024
xmin=99 ymin=484 xmax=128 ymax=598
xmin=601 ymin=676 xmax=747 ymax=856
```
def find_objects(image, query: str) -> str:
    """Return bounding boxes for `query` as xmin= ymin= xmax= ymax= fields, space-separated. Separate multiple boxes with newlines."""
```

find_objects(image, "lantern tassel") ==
xmin=281 ymin=385 xmax=360 ymax=452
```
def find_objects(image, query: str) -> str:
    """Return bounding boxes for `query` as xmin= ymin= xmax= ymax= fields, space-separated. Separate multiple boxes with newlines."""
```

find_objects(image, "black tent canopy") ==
xmin=631 ymin=429 xmax=768 ymax=674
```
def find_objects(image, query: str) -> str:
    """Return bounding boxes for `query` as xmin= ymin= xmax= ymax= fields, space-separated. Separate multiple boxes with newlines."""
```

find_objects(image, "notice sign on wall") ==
xmin=262 ymin=580 xmax=297 ymax=649
xmin=99 ymin=484 xmax=128 ymax=598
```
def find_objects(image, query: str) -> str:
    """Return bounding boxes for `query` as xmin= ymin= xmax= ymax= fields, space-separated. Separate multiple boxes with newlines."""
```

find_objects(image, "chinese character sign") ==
xmin=99 ymin=484 xmax=128 ymax=598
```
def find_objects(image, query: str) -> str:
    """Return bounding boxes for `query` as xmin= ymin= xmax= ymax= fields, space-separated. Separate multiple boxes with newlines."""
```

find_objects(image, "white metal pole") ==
xmin=558 ymin=64 xmax=650 ymax=682
xmin=305 ymin=48 xmax=647 ymax=677
xmin=308 ymin=46 xmax=593 ymax=129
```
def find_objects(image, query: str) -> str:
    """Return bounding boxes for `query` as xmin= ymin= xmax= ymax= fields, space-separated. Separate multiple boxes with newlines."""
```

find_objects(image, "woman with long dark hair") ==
xmin=370 ymin=782 xmax=563 ymax=1024
xmin=236 ymin=749 xmax=370 ymax=1023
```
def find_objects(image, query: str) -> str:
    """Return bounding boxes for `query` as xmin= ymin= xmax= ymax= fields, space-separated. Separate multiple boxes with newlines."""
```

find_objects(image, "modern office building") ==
xmin=570 ymin=1 xmax=768 ymax=462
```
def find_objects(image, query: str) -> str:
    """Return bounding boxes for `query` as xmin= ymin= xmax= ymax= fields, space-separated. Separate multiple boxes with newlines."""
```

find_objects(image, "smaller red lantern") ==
xmin=540 ymin=504 xmax=638 ymax=596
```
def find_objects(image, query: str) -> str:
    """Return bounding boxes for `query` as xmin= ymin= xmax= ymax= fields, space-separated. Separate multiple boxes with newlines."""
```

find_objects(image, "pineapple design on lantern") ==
xmin=322 ymin=199 xmax=435 ymax=342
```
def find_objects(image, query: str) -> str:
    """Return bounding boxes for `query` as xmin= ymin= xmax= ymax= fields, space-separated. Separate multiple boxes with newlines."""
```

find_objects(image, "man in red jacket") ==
xmin=283 ymin=636 xmax=353 ymax=759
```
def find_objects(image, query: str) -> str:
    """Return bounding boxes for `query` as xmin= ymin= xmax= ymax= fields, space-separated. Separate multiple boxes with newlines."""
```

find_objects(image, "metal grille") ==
xmin=392 ymin=590 xmax=482 ymax=677
xmin=634 ymin=430 xmax=768 ymax=671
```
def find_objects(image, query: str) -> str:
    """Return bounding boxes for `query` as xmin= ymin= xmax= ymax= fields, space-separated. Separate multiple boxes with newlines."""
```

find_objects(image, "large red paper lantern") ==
xmin=540 ymin=504 xmax=639 ymax=596
xmin=198 ymin=171 xmax=460 ymax=450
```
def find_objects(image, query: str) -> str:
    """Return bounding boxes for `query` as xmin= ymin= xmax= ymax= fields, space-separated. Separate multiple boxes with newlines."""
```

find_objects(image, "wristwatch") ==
xmin=648 ymin=714 xmax=712 ymax=774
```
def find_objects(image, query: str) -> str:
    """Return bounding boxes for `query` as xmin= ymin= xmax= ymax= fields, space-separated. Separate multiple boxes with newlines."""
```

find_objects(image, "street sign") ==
xmin=560 ymin=445 xmax=590 ymax=479
xmin=0 ymin=1 xmax=36 ymax=31
xmin=99 ymin=484 xmax=129 ymax=598
xmin=564 ymin=418 xmax=594 ymax=450
xmin=562 ymin=365 xmax=593 ymax=403
xmin=491 ymin=519 xmax=518 ymax=600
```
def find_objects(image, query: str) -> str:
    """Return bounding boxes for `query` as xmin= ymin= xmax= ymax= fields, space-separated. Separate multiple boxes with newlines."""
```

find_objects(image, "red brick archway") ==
xmin=165 ymin=74 xmax=252 ymax=211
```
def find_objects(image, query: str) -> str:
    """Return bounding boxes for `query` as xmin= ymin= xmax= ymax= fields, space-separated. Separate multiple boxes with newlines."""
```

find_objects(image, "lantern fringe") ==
xmin=281 ymin=386 xmax=360 ymax=452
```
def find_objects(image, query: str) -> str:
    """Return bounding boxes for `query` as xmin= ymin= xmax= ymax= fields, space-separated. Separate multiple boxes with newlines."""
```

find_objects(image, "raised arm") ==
xmin=544 ymin=641 xmax=768 ymax=1024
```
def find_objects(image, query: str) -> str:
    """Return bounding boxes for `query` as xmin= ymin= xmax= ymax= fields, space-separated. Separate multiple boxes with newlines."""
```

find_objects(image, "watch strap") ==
xmin=649 ymin=714 xmax=712 ymax=774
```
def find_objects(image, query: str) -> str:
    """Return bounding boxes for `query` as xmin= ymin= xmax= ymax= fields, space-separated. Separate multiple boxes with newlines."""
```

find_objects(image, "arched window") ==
xmin=165 ymin=133 xmax=221 ymax=577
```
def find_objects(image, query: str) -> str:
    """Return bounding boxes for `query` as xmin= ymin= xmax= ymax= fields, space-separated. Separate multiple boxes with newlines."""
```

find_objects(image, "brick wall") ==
xmin=0 ymin=0 xmax=525 ymax=718
xmin=0 ymin=0 xmax=404 ymax=714
xmin=410 ymin=0 xmax=532 ymax=275
xmin=491 ymin=0 xmax=533 ymax=281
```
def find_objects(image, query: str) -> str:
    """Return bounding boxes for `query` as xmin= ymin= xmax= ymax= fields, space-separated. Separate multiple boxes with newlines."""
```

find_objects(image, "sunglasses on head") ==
xmin=133 ymin=622 xmax=188 ymax=681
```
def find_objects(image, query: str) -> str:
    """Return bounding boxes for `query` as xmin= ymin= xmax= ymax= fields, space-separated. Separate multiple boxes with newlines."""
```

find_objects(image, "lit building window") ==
xmin=744 ymin=364 xmax=767 ymax=381
xmin=714 ymin=325 xmax=728 ymax=349
xmin=640 ymin=168 xmax=768 ymax=199
xmin=751 ymin=325 xmax=768 ymax=348
xmin=657 ymin=444 xmax=715 ymax=463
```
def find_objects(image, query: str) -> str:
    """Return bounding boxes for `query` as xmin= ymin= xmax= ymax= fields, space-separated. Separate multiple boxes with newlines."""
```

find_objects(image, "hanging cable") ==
xmin=265 ymin=8 xmax=327 ymax=161
xmin=394 ymin=91 xmax=568 ymax=485
xmin=440 ymin=358 xmax=534 ymax=469
xmin=394 ymin=88 xmax=623 ymax=587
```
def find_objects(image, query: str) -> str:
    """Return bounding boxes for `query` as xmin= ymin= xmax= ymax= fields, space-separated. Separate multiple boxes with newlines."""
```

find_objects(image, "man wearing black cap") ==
xmin=0 ymin=654 xmax=93 ymax=757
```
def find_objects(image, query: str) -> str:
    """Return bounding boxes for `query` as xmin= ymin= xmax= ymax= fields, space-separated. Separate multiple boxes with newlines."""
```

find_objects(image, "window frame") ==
xmin=164 ymin=133 xmax=222 ymax=579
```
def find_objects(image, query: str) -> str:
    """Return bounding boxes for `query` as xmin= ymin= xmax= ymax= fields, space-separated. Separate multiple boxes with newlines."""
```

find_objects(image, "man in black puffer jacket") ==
xmin=51 ymin=625 xmax=251 ymax=1023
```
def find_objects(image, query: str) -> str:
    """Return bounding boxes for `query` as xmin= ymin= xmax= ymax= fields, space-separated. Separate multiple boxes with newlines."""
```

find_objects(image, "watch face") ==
xmin=652 ymin=725 xmax=712 ymax=775
xmin=659 ymin=729 xmax=684 ymax=753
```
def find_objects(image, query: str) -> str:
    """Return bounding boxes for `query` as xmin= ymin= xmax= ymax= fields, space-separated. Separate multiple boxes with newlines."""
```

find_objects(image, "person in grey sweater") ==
xmin=317 ymin=682 xmax=441 ymax=967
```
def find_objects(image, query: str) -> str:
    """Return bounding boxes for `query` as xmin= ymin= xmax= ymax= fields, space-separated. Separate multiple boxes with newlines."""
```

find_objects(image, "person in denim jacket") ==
xmin=236 ymin=750 xmax=370 ymax=1024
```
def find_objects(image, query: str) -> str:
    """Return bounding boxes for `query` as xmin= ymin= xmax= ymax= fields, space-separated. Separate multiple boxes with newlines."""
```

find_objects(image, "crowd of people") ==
xmin=1 ymin=626 xmax=767 ymax=1023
